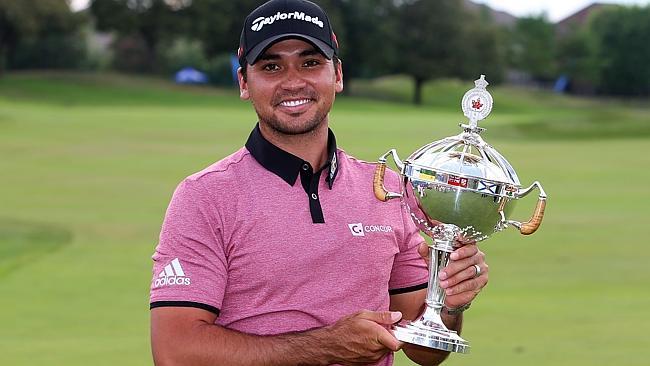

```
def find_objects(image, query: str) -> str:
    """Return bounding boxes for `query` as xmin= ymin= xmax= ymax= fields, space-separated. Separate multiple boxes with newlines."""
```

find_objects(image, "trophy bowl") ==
xmin=373 ymin=75 xmax=547 ymax=353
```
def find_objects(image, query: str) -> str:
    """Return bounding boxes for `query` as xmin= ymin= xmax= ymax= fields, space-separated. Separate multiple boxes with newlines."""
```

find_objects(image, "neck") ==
xmin=259 ymin=121 xmax=330 ymax=170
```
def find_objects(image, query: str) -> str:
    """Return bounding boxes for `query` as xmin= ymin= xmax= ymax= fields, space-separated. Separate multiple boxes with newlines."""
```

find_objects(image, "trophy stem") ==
xmin=425 ymin=243 xmax=452 ymax=311
xmin=392 ymin=224 xmax=470 ymax=353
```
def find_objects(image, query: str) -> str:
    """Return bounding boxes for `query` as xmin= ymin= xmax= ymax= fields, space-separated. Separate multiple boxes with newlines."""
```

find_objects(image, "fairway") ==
xmin=1 ymin=72 xmax=649 ymax=366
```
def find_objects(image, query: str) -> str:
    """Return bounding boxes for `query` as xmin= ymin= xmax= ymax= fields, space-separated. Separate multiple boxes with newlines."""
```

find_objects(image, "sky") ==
xmin=474 ymin=0 xmax=650 ymax=21
xmin=70 ymin=0 xmax=650 ymax=22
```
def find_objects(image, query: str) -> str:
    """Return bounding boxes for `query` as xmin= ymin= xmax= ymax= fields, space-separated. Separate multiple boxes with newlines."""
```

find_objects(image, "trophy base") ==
xmin=393 ymin=320 xmax=470 ymax=354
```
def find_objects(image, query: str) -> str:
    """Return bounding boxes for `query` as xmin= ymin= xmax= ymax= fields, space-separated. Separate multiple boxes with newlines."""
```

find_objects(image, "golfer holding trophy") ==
xmin=374 ymin=75 xmax=547 ymax=353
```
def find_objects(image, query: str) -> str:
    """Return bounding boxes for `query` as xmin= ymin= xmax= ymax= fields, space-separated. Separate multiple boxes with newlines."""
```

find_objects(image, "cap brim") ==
xmin=245 ymin=33 xmax=335 ymax=65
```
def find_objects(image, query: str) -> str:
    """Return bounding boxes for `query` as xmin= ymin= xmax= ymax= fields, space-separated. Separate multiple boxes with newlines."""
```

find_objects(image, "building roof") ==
xmin=556 ymin=3 xmax=617 ymax=36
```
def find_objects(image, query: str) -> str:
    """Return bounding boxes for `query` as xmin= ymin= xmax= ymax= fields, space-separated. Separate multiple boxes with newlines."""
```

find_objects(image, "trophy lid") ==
xmin=404 ymin=76 xmax=521 ymax=196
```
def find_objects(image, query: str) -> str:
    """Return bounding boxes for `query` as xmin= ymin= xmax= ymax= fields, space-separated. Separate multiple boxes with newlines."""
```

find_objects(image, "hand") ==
xmin=418 ymin=241 xmax=489 ymax=309
xmin=324 ymin=310 xmax=403 ymax=365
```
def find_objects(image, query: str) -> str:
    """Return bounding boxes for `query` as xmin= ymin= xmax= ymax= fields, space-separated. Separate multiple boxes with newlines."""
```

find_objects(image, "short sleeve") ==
xmin=388 ymin=202 xmax=429 ymax=294
xmin=149 ymin=179 xmax=227 ymax=315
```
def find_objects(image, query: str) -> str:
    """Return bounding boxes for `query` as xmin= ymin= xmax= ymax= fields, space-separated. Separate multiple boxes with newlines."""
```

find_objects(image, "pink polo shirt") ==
xmin=150 ymin=127 xmax=428 ymax=365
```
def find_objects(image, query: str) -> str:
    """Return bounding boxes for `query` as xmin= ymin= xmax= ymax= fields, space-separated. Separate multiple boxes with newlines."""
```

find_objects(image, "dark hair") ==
xmin=240 ymin=55 xmax=341 ymax=83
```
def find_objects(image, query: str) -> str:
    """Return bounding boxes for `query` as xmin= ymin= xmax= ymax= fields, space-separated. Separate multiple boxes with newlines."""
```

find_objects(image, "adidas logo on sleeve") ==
xmin=153 ymin=258 xmax=191 ymax=288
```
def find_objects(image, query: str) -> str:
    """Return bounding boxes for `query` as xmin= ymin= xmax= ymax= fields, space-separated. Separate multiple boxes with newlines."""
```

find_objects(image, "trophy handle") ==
xmin=502 ymin=181 xmax=547 ymax=235
xmin=374 ymin=149 xmax=404 ymax=202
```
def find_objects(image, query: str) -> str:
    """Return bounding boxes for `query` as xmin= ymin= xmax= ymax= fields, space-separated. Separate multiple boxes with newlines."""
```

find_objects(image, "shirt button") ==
xmin=311 ymin=193 xmax=318 ymax=200
xmin=302 ymin=164 xmax=310 ymax=171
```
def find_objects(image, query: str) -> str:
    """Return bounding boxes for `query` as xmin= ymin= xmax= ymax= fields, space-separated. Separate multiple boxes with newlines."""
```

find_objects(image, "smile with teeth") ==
xmin=279 ymin=99 xmax=311 ymax=107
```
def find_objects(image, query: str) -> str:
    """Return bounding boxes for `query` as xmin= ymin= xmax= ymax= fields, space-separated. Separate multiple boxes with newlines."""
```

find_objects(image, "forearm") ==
xmin=401 ymin=312 xmax=463 ymax=366
xmin=442 ymin=311 xmax=463 ymax=333
xmin=153 ymin=319 xmax=336 ymax=366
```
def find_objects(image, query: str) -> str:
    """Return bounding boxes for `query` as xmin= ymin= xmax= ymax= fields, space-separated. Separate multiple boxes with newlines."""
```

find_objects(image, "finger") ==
xmin=417 ymin=241 xmax=429 ymax=260
xmin=445 ymin=273 xmax=488 ymax=305
xmin=455 ymin=235 xmax=476 ymax=247
xmin=358 ymin=310 xmax=402 ymax=325
xmin=449 ymin=244 xmax=479 ymax=261
xmin=445 ymin=291 xmax=479 ymax=309
xmin=376 ymin=326 xmax=402 ymax=352
xmin=440 ymin=263 xmax=487 ymax=288
xmin=445 ymin=274 xmax=488 ymax=297
xmin=439 ymin=253 xmax=482 ymax=281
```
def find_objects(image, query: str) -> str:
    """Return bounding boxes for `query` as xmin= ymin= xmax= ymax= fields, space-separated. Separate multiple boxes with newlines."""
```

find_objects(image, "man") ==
xmin=150 ymin=1 xmax=488 ymax=365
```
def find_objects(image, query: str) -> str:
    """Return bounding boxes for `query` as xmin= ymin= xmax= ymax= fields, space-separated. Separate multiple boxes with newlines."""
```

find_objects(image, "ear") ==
xmin=335 ymin=60 xmax=343 ymax=94
xmin=237 ymin=67 xmax=250 ymax=100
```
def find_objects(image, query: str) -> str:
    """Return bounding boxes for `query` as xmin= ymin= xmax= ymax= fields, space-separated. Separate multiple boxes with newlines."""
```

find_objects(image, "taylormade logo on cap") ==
xmin=251 ymin=11 xmax=324 ymax=32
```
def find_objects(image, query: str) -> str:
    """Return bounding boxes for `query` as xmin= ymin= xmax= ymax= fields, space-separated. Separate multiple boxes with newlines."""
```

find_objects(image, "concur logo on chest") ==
xmin=348 ymin=223 xmax=393 ymax=237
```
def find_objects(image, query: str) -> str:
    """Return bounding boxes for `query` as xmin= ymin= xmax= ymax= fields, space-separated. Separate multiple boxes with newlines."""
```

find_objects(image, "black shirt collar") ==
xmin=245 ymin=124 xmax=339 ymax=189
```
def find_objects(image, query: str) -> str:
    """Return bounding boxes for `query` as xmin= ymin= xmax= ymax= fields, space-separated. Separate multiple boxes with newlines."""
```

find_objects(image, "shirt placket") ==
xmin=300 ymin=161 xmax=325 ymax=224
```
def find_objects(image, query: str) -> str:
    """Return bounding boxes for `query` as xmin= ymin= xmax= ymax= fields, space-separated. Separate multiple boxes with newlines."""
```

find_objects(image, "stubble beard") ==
xmin=259 ymin=106 xmax=328 ymax=136
xmin=256 ymin=90 xmax=331 ymax=136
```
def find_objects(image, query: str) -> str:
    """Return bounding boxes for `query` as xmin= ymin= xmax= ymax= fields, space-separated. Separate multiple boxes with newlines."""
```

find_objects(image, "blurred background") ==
xmin=0 ymin=1 xmax=649 ymax=365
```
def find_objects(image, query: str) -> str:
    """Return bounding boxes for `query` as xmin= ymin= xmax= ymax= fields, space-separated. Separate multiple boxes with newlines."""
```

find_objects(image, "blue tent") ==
xmin=174 ymin=67 xmax=208 ymax=84
xmin=554 ymin=75 xmax=569 ymax=93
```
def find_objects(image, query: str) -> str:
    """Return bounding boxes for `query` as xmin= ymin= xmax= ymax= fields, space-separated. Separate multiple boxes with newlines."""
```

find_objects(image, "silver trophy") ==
xmin=373 ymin=75 xmax=547 ymax=353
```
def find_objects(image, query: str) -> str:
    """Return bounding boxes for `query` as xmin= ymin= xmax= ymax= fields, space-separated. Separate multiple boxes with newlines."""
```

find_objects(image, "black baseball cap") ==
xmin=238 ymin=0 xmax=339 ymax=67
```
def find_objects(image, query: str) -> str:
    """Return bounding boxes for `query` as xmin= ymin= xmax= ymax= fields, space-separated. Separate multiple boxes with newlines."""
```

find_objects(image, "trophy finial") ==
xmin=461 ymin=75 xmax=494 ymax=130
xmin=474 ymin=75 xmax=489 ymax=89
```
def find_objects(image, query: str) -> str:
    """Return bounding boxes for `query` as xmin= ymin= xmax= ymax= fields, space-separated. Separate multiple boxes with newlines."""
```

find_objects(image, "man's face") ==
xmin=238 ymin=39 xmax=343 ymax=136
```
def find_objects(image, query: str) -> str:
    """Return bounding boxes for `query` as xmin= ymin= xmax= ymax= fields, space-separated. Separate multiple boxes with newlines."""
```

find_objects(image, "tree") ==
xmin=322 ymin=0 xmax=396 ymax=92
xmin=556 ymin=26 xmax=600 ymax=94
xmin=589 ymin=5 xmax=650 ymax=95
xmin=456 ymin=5 xmax=506 ymax=84
xmin=507 ymin=15 xmax=557 ymax=81
xmin=182 ymin=0 xmax=260 ymax=58
xmin=0 ymin=0 xmax=85 ymax=75
xmin=89 ymin=0 xmax=192 ymax=72
xmin=395 ymin=0 xmax=465 ymax=105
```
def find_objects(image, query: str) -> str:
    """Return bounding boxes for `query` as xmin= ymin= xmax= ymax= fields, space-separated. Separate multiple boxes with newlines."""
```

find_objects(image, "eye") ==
xmin=303 ymin=59 xmax=321 ymax=68
xmin=261 ymin=63 xmax=280 ymax=72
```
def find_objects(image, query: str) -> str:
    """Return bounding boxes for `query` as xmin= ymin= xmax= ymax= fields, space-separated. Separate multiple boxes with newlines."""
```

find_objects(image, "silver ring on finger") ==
xmin=472 ymin=264 xmax=481 ymax=278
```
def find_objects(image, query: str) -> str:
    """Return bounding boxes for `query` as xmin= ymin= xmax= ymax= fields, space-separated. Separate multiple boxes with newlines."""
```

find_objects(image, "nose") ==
xmin=280 ymin=65 xmax=307 ymax=91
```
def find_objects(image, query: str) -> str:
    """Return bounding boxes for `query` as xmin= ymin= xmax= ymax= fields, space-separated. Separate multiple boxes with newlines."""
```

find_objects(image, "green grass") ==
xmin=0 ymin=71 xmax=649 ymax=366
